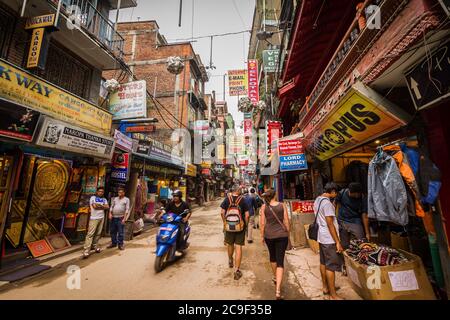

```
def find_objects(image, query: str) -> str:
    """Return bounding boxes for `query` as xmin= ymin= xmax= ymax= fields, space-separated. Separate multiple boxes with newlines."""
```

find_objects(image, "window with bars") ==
xmin=32 ymin=42 xmax=93 ymax=100
xmin=0 ymin=5 xmax=16 ymax=59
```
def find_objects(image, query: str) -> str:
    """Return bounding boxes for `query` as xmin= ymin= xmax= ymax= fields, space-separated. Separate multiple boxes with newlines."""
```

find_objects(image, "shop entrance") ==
xmin=5 ymin=156 xmax=69 ymax=251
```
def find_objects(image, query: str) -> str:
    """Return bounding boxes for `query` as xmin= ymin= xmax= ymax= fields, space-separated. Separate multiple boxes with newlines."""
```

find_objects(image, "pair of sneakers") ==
xmin=228 ymin=259 xmax=242 ymax=280
xmin=107 ymin=243 xmax=124 ymax=250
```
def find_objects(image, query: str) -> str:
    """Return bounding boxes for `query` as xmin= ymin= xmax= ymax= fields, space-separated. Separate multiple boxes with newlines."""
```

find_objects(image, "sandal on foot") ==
xmin=228 ymin=259 xmax=234 ymax=268
xmin=323 ymin=286 xmax=341 ymax=295
xmin=276 ymin=290 xmax=283 ymax=300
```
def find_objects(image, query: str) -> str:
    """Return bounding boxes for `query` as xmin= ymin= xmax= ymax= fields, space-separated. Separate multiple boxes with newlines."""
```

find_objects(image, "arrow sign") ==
xmin=410 ymin=77 xmax=422 ymax=100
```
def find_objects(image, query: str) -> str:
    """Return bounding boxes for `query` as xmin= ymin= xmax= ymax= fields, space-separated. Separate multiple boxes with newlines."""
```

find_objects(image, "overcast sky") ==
xmin=111 ymin=0 xmax=256 ymax=127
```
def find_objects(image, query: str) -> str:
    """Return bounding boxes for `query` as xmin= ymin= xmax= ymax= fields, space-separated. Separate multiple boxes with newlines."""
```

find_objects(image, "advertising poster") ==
xmin=0 ymin=104 xmax=40 ymax=142
xmin=111 ymin=152 xmax=130 ymax=182
xmin=109 ymin=80 xmax=147 ymax=120
xmin=228 ymin=70 xmax=248 ymax=96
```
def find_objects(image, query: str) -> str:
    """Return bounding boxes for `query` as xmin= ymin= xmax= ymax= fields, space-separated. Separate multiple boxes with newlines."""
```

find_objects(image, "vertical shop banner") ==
xmin=262 ymin=50 xmax=280 ymax=73
xmin=109 ymin=80 xmax=147 ymax=120
xmin=228 ymin=135 xmax=244 ymax=155
xmin=266 ymin=121 xmax=283 ymax=157
xmin=244 ymin=119 xmax=252 ymax=137
xmin=228 ymin=70 xmax=248 ymax=96
xmin=247 ymin=60 xmax=259 ymax=105
xmin=111 ymin=152 xmax=130 ymax=182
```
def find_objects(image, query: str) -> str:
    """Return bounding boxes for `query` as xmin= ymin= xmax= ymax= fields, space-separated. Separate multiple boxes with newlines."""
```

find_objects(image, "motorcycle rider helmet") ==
xmin=173 ymin=189 xmax=183 ymax=198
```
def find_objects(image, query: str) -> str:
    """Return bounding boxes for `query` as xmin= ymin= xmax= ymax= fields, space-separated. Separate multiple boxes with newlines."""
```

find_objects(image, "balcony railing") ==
xmin=49 ymin=0 xmax=124 ymax=59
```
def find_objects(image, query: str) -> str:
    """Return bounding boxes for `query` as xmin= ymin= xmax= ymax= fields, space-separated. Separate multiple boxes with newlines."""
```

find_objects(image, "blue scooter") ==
xmin=154 ymin=209 xmax=191 ymax=273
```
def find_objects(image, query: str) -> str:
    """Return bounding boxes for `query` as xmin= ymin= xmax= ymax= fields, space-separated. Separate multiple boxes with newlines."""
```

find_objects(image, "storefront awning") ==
xmin=278 ymin=0 xmax=361 ymax=118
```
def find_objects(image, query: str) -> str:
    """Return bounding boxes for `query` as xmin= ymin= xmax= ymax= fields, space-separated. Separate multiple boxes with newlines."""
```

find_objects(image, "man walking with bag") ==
xmin=310 ymin=182 xmax=344 ymax=300
xmin=220 ymin=184 xmax=249 ymax=280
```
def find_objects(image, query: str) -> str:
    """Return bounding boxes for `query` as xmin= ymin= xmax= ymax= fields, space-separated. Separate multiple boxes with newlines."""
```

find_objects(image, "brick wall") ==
xmin=104 ymin=21 xmax=207 ymax=141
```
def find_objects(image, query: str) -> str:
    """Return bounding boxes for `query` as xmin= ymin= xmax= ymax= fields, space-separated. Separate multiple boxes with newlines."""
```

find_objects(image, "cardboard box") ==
xmin=343 ymin=249 xmax=436 ymax=300
xmin=303 ymin=224 xmax=320 ymax=254
xmin=390 ymin=232 xmax=409 ymax=252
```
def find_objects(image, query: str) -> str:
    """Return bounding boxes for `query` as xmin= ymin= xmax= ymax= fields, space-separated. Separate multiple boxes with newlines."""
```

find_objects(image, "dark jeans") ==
xmin=177 ymin=221 xmax=187 ymax=249
xmin=110 ymin=217 xmax=124 ymax=246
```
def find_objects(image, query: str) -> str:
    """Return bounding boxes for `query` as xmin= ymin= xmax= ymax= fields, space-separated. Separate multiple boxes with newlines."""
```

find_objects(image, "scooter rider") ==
xmin=165 ymin=190 xmax=191 ymax=251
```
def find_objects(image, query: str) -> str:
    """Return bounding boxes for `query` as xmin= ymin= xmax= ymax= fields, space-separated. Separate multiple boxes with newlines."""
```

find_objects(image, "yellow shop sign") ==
xmin=25 ymin=14 xmax=56 ymax=29
xmin=27 ymin=28 xmax=45 ymax=68
xmin=0 ymin=59 xmax=112 ymax=134
xmin=306 ymin=82 xmax=411 ymax=161
xmin=185 ymin=163 xmax=197 ymax=177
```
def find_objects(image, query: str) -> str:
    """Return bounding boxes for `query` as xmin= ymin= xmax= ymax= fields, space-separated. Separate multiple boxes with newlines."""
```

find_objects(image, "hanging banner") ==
xmin=279 ymin=135 xmax=308 ymax=172
xmin=228 ymin=70 xmax=248 ymax=96
xmin=0 ymin=104 xmax=40 ymax=142
xmin=0 ymin=59 xmax=112 ymax=134
xmin=307 ymin=82 xmax=411 ymax=161
xmin=36 ymin=117 xmax=115 ymax=159
xmin=262 ymin=49 xmax=280 ymax=73
xmin=247 ymin=60 xmax=259 ymax=105
xmin=244 ymin=119 xmax=252 ymax=137
xmin=109 ymin=80 xmax=147 ymax=120
xmin=110 ymin=152 xmax=130 ymax=182
xmin=114 ymin=129 xmax=132 ymax=152
xmin=266 ymin=121 xmax=283 ymax=157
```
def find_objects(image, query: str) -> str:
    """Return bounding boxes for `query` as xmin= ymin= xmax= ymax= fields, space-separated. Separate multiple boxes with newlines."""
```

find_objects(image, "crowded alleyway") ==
xmin=0 ymin=201 xmax=309 ymax=300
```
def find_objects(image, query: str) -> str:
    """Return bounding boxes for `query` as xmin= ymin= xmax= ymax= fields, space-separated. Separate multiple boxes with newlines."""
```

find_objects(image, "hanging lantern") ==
xmin=166 ymin=56 xmax=184 ymax=75
xmin=238 ymin=97 xmax=253 ymax=113
xmin=104 ymin=79 xmax=120 ymax=93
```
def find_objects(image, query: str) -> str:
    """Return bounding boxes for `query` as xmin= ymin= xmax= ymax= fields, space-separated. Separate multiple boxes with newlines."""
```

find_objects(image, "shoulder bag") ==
xmin=308 ymin=198 xmax=327 ymax=241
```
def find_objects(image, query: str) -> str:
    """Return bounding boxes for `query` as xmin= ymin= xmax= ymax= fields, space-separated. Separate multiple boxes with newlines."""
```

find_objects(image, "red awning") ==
xmin=278 ymin=0 xmax=361 ymax=118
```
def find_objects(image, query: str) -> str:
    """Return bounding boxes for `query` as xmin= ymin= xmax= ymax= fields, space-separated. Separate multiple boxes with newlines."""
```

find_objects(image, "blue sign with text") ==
xmin=280 ymin=154 xmax=308 ymax=172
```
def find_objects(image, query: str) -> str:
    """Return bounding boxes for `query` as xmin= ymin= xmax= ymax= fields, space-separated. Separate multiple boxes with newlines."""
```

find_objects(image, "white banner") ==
xmin=109 ymin=80 xmax=147 ymax=120
xmin=37 ymin=117 xmax=115 ymax=159
xmin=114 ymin=129 xmax=132 ymax=152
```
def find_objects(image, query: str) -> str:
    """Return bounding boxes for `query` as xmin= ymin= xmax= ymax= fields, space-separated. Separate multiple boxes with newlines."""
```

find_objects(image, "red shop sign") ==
xmin=247 ymin=59 xmax=259 ymax=105
xmin=266 ymin=121 xmax=283 ymax=157
xmin=291 ymin=200 xmax=314 ymax=214
xmin=278 ymin=139 xmax=304 ymax=156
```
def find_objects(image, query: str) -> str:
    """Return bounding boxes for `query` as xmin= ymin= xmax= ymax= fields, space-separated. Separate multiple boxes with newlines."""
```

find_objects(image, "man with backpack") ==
xmin=220 ymin=184 xmax=250 ymax=280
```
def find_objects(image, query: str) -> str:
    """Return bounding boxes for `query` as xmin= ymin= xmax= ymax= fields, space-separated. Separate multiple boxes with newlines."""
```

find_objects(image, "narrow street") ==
xmin=0 ymin=200 xmax=306 ymax=300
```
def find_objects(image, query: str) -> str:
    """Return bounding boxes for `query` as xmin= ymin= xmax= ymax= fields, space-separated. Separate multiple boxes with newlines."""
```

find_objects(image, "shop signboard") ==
xmin=0 ymin=59 xmax=112 ymax=134
xmin=131 ymin=133 xmax=183 ymax=166
xmin=279 ymin=135 xmax=307 ymax=172
xmin=114 ymin=129 xmax=132 ymax=152
xmin=262 ymin=49 xmax=280 ymax=73
xmin=185 ymin=163 xmax=197 ymax=177
xmin=0 ymin=104 xmax=40 ymax=142
xmin=247 ymin=60 xmax=259 ymax=105
xmin=36 ymin=117 xmax=115 ymax=159
xmin=290 ymin=200 xmax=315 ymax=214
xmin=228 ymin=69 xmax=248 ymax=96
xmin=25 ymin=14 xmax=56 ymax=29
xmin=131 ymin=161 xmax=182 ymax=176
xmin=307 ymin=82 xmax=410 ymax=161
xmin=109 ymin=80 xmax=147 ymax=120
xmin=404 ymin=41 xmax=450 ymax=111
xmin=266 ymin=121 xmax=283 ymax=157
xmin=228 ymin=135 xmax=244 ymax=155
xmin=125 ymin=125 xmax=155 ymax=133
xmin=110 ymin=152 xmax=130 ymax=182
xmin=201 ymin=168 xmax=211 ymax=176
xmin=194 ymin=120 xmax=209 ymax=135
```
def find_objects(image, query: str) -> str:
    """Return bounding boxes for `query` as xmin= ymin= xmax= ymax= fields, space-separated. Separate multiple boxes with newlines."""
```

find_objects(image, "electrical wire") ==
xmin=168 ymin=29 xmax=251 ymax=42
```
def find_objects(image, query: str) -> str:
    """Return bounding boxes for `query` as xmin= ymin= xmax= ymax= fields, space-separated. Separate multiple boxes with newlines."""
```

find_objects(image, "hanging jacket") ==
xmin=383 ymin=145 xmax=425 ymax=218
xmin=400 ymin=143 xmax=420 ymax=176
xmin=368 ymin=150 xmax=409 ymax=226
xmin=418 ymin=152 xmax=442 ymax=205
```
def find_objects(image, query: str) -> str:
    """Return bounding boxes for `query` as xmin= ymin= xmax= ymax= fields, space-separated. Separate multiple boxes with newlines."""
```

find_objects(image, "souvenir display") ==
xmin=34 ymin=160 xmax=70 ymax=209
xmin=346 ymin=240 xmax=409 ymax=266
xmin=26 ymin=239 xmax=54 ymax=258
xmin=63 ymin=213 xmax=77 ymax=229
xmin=82 ymin=166 xmax=99 ymax=194
xmin=45 ymin=233 xmax=71 ymax=252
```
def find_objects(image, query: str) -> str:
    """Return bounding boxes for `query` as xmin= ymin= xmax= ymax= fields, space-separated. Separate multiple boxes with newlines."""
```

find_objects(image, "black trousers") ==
xmin=264 ymin=237 xmax=289 ymax=267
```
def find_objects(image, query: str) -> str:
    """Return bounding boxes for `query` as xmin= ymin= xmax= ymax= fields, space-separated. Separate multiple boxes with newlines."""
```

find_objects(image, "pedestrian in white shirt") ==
xmin=83 ymin=187 xmax=109 ymax=258
xmin=314 ymin=182 xmax=344 ymax=300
